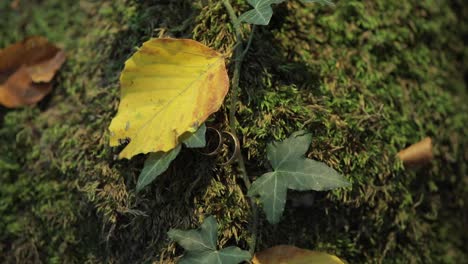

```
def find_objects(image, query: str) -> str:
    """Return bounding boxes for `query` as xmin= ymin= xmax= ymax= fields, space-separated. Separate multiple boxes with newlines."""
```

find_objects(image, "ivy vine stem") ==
xmin=223 ymin=0 xmax=259 ymax=255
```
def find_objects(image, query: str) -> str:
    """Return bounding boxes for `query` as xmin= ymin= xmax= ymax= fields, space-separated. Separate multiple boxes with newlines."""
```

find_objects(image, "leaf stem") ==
xmin=240 ymin=25 xmax=255 ymax=59
xmin=223 ymin=0 xmax=259 ymax=255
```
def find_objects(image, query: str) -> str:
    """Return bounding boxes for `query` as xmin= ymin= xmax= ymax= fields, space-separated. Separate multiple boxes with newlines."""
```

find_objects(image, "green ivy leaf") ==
xmin=300 ymin=0 xmax=334 ymax=5
xmin=239 ymin=0 xmax=334 ymax=25
xmin=239 ymin=0 xmax=285 ymax=26
xmin=136 ymin=144 xmax=181 ymax=192
xmin=0 ymin=158 xmax=19 ymax=170
xmin=183 ymin=123 xmax=207 ymax=148
xmin=248 ymin=131 xmax=351 ymax=224
xmin=168 ymin=216 xmax=251 ymax=264
xmin=136 ymin=124 xmax=207 ymax=192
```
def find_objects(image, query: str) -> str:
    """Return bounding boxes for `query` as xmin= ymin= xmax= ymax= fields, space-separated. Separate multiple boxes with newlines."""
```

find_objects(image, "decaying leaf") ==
xmin=168 ymin=216 xmax=251 ymax=264
xmin=397 ymin=137 xmax=433 ymax=167
xmin=109 ymin=38 xmax=229 ymax=159
xmin=0 ymin=36 xmax=66 ymax=108
xmin=249 ymin=131 xmax=350 ymax=224
xmin=252 ymin=245 xmax=345 ymax=264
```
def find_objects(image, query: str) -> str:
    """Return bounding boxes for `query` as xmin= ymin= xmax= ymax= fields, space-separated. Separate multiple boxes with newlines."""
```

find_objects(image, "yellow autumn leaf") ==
xmin=109 ymin=38 xmax=229 ymax=159
xmin=252 ymin=245 xmax=346 ymax=264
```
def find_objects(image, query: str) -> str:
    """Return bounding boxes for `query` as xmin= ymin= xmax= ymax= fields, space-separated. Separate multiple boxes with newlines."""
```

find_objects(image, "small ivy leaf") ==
xmin=136 ymin=144 xmax=181 ymax=192
xmin=168 ymin=216 xmax=217 ymax=252
xmin=267 ymin=130 xmax=312 ymax=168
xmin=168 ymin=216 xmax=251 ymax=264
xmin=249 ymin=171 xmax=288 ymax=223
xmin=137 ymin=124 xmax=206 ymax=192
xmin=239 ymin=0 xmax=285 ymax=26
xmin=300 ymin=0 xmax=335 ymax=5
xmin=248 ymin=131 xmax=351 ymax=224
xmin=216 ymin=247 xmax=252 ymax=263
xmin=180 ymin=247 xmax=251 ymax=264
xmin=183 ymin=123 xmax=207 ymax=148
xmin=0 ymin=158 xmax=19 ymax=170
xmin=239 ymin=0 xmax=334 ymax=25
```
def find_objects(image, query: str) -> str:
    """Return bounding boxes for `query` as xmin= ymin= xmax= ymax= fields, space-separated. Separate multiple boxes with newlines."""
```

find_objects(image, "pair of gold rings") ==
xmin=197 ymin=127 xmax=241 ymax=166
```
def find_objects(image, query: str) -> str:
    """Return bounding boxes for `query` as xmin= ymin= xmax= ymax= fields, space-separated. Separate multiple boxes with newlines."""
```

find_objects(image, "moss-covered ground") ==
xmin=1 ymin=0 xmax=467 ymax=263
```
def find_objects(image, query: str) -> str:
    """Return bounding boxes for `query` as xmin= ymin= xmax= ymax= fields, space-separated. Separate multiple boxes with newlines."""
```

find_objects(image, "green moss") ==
xmin=0 ymin=0 xmax=160 ymax=262
xmin=1 ymin=0 xmax=467 ymax=263
xmin=233 ymin=1 xmax=468 ymax=263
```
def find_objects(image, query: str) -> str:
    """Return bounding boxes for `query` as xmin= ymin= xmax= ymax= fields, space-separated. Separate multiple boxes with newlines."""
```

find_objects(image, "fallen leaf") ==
xmin=397 ymin=137 xmax=433 ymax=167
xmin=248 ymin=131 xmax=350 ymax=224
xmin=109 ymin=38 xmax=229 ymax=159
xmin=252 ymin=245 xmax=346 ymax=264
xmin=10 ymin=0 xmax=20 ymax=9
xmin=168 ymin=216 xmax=251 ymax=264
xmin=0 ymin=36 xmax=66 ymax=108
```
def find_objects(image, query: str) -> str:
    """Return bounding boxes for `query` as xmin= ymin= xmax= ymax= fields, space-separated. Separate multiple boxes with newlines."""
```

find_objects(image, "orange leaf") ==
xmin=397 ymin=137 xmax=433 ymax=167
xmin=252 ymin=245 xmax=346 ymax=264
xmin=0 ymin=36 xmax=66 ymax=108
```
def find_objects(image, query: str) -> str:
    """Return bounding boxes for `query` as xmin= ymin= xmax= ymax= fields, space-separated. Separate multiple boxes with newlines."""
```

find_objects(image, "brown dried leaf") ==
xmin=0 ymin=36 xmax=66 ymax=108
xmin=397 ymin=137 xmax=433 ymax=167
xmin=252 ymin=245 xmax=346 ymax=264
xmin=10 ymin=0 xmax=20 ymax=9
